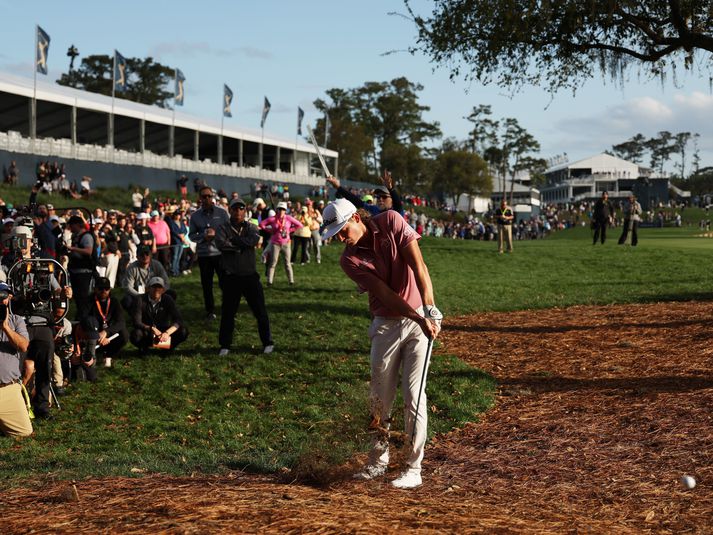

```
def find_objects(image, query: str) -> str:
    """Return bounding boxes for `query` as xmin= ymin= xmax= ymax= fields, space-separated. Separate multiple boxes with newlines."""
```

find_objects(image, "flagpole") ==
xmin=260 ymin=126 xmax=264 ymax=171
xmin=32 ymin=25 xmax=38 ymax=142
xmin=219 ymin=95 xmax=224 ymax=166
xmin=170 ymin=68 xmax=176 ymax=158
xmin=110 ymin=51 xmax=116 ymax=149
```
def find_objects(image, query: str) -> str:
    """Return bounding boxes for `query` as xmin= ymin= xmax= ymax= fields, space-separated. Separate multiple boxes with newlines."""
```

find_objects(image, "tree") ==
xmin=433 ymin=149 xmax=492 ymax=208
xmin=313 ymin=77 xmax=441 ymax=184
xmin=646 ymin=131 xmax=675 ymax=174
xmin=57 ymin=54 xmax=175 ymax=108
xmin=611 ymin=134 xmax=647 ymax=163
xmin=405 ymin=1 xmax=713 ymax=93
xmin=673 ymin=131 xmax=692 ymax=178
xmin=464 ymin=104 xmax=497 ymax=154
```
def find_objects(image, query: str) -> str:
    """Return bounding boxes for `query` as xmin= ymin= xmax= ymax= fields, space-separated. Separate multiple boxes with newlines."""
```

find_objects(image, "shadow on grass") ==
xmin=499 ymin=375 xmax=713 ymax=394
xmin=445 ymin=317 xmax=711 ymax=334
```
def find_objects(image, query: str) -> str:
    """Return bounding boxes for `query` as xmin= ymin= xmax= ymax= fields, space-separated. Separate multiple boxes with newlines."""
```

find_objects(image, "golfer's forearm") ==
xmin=371 ymin=282 xmax=422 ymax=322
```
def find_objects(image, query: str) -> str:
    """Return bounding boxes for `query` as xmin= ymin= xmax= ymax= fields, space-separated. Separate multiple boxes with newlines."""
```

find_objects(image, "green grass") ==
xmin=1 ymin=217 xmax=712 ymax=487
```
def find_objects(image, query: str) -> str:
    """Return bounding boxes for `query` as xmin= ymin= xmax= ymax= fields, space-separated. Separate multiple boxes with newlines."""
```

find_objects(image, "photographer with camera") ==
xmin=4 ymin=222 xmax=73 ymax=419
xmin=130 ymin=277 xmax=187 ymax=351
xmin=0 ymin=282 xmax=32 ymax=437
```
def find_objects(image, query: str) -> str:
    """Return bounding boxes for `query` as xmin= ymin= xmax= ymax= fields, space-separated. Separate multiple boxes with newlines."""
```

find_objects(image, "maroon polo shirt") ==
xmin=340 ymin=211 xmax=422 ymax=317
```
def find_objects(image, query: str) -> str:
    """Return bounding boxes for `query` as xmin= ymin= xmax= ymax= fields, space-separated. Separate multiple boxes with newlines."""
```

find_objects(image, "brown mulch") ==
xmin=2 ymin=301 xmax=713 ymax=533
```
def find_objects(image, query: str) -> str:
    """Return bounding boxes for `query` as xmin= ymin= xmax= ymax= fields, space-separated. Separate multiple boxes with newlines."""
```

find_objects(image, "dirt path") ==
xmin=2 ymin=302 xmax=712 ymax=533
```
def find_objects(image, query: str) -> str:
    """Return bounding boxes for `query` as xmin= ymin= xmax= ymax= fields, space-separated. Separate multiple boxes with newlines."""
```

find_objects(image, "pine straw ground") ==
xmin=3 ymin=301 xmax=713 ymax=534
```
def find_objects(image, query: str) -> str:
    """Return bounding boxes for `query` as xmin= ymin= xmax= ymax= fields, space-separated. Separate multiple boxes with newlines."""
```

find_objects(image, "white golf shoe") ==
xmin=391 ymin=469 xmax=422 ymax=489
xmin=218 ymin=348 xmax=229 ymax=357
xmin=263 ymin=345 xmax=274 ymax=354
xmin=353 ymin=463 xmax=387 ymax=480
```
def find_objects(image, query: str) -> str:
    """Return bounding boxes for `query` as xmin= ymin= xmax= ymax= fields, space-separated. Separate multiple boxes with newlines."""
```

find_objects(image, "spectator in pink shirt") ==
xmin=148 ymin=210 xmax=171 ymax=272
xmin=259 ymin=202 xmax=302 ymax=286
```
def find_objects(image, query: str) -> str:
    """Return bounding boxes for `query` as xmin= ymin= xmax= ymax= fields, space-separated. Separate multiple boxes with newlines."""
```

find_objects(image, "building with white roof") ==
xmin=0 ymin=71 xmax=337 ymax=193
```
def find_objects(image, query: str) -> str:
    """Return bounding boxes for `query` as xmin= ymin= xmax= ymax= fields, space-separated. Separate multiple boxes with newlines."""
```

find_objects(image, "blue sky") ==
xmin=2 ymin=0 xmax=713 ymax=171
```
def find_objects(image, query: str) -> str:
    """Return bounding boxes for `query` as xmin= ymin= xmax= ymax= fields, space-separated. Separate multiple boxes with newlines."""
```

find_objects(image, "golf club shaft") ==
xmin=411 ymin=336 xmax=434 ymax=446
xmin=306 ymin=125 xmax=331 ymax=178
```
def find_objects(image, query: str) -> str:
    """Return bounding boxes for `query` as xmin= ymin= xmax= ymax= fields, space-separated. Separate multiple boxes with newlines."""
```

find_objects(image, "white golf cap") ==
xmin=277 ymin=201 xmax=288 ymax=211
xmin=321 ymin=198 xmax=356 ymax=240
xmin=137 ymin=212 xmax=149 ymax=220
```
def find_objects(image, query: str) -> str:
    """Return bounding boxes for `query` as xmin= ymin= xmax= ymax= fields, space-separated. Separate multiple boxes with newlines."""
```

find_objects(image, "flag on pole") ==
xmin=36 ymin=26 xmax=50 ymax=75
xmin=114 ymin=50 xmax=127 ymax=92
xmin=297 ymin=107 xmax=304 ymax=136
xmin=174 ymin=69 xmax=185 ymax=106
xmin=260 ymin=96 xmax=271 ymax=128
xmin=223 ymin=84 xmax=233 ymax=118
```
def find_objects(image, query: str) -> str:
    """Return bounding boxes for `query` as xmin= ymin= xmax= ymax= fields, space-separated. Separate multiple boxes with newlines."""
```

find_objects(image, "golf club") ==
xmin=306 ymin=125 xmax=332 ymax=178
xmin=411 ymin=336 xmax=434 ymax=446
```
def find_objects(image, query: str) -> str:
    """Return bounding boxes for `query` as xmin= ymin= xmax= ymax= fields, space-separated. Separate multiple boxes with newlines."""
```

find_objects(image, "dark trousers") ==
xmin=219 ymin=272 xmax=272 ymax=349
xmin=130 ymin=325 xmax=188 ymax=351
xmin=27 ymin=325 xmax=54 ymax=415
xmin=291 ymin=236 xmax=310 ymax=264
xmin=198 ymin=255 xmax=223 ymax=314
xmin=157 ymin=245 xmax=171 ymax=272
xmin=592 ymin=221 xmax=608 ymax=244
xmin=618 ymin=220 xmax=639 ymax=246
xmin=69 ymin=271 xmax=94 ymax=321
xmin=99 ymin=329 xmax=129 ymax=357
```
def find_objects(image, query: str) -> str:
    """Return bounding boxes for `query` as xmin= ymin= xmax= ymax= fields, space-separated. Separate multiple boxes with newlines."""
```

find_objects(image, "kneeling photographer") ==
xmin=0 ymin=282 xmax=32 ymax=437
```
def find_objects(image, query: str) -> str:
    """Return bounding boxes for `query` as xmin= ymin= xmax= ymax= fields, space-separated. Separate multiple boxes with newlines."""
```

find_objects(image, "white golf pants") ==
xmin=367 ymin=316 xmax=430 ymax=471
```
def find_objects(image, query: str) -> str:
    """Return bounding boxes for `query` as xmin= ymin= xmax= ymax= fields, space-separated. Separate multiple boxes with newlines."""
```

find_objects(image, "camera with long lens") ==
xmin=6 ymin=258 xmax=69 ymax=324
xmin=0 ymin=288 xmax=9 ymax=323
xmin=56 ymin=334 xmax=74 ymax=360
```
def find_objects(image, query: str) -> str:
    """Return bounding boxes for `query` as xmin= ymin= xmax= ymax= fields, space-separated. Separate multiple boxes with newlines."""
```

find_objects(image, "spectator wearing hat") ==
xmin=0 ymin=282 xmax=32 ymax=436
xmin=121 ymin=246 xmax=172 ymax=313
xmin=618 ymin=194 xmax=643 ymax=246
xmin=321 ymin=198 xmax=441 ymax=490
xmin=148 ymin=209 xmax=171 ymax=271
xmin=291 ymin=206 xmax=313 ymax=265
xmin=130 ymin=276 xmax=188 ymax=351
xmin=495 ymin=199 xmax=514 ymax=254
xmin=326 ymin=170 xmax=404 ymax=217
xmin=84 ymin=277 xmax=127 ymax=368
xmin=135 ymin=212 xmax=155 ymax=253
xmin=259 ymin=201 xmax=302 ymax=286
xmin=214 ymin=198 xmax=274 ymax=355
xmin=188 ymin=186 xmax=229 ymax=320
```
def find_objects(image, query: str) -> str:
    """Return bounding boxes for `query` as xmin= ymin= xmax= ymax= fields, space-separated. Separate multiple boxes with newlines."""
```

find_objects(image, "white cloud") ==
xmin=545 ymin=92 xmax=713 ymax=164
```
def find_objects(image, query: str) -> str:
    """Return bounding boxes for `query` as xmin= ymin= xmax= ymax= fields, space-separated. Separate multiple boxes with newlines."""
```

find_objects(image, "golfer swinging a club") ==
xmin=321 ymin=197 xmax=442 ymax=489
